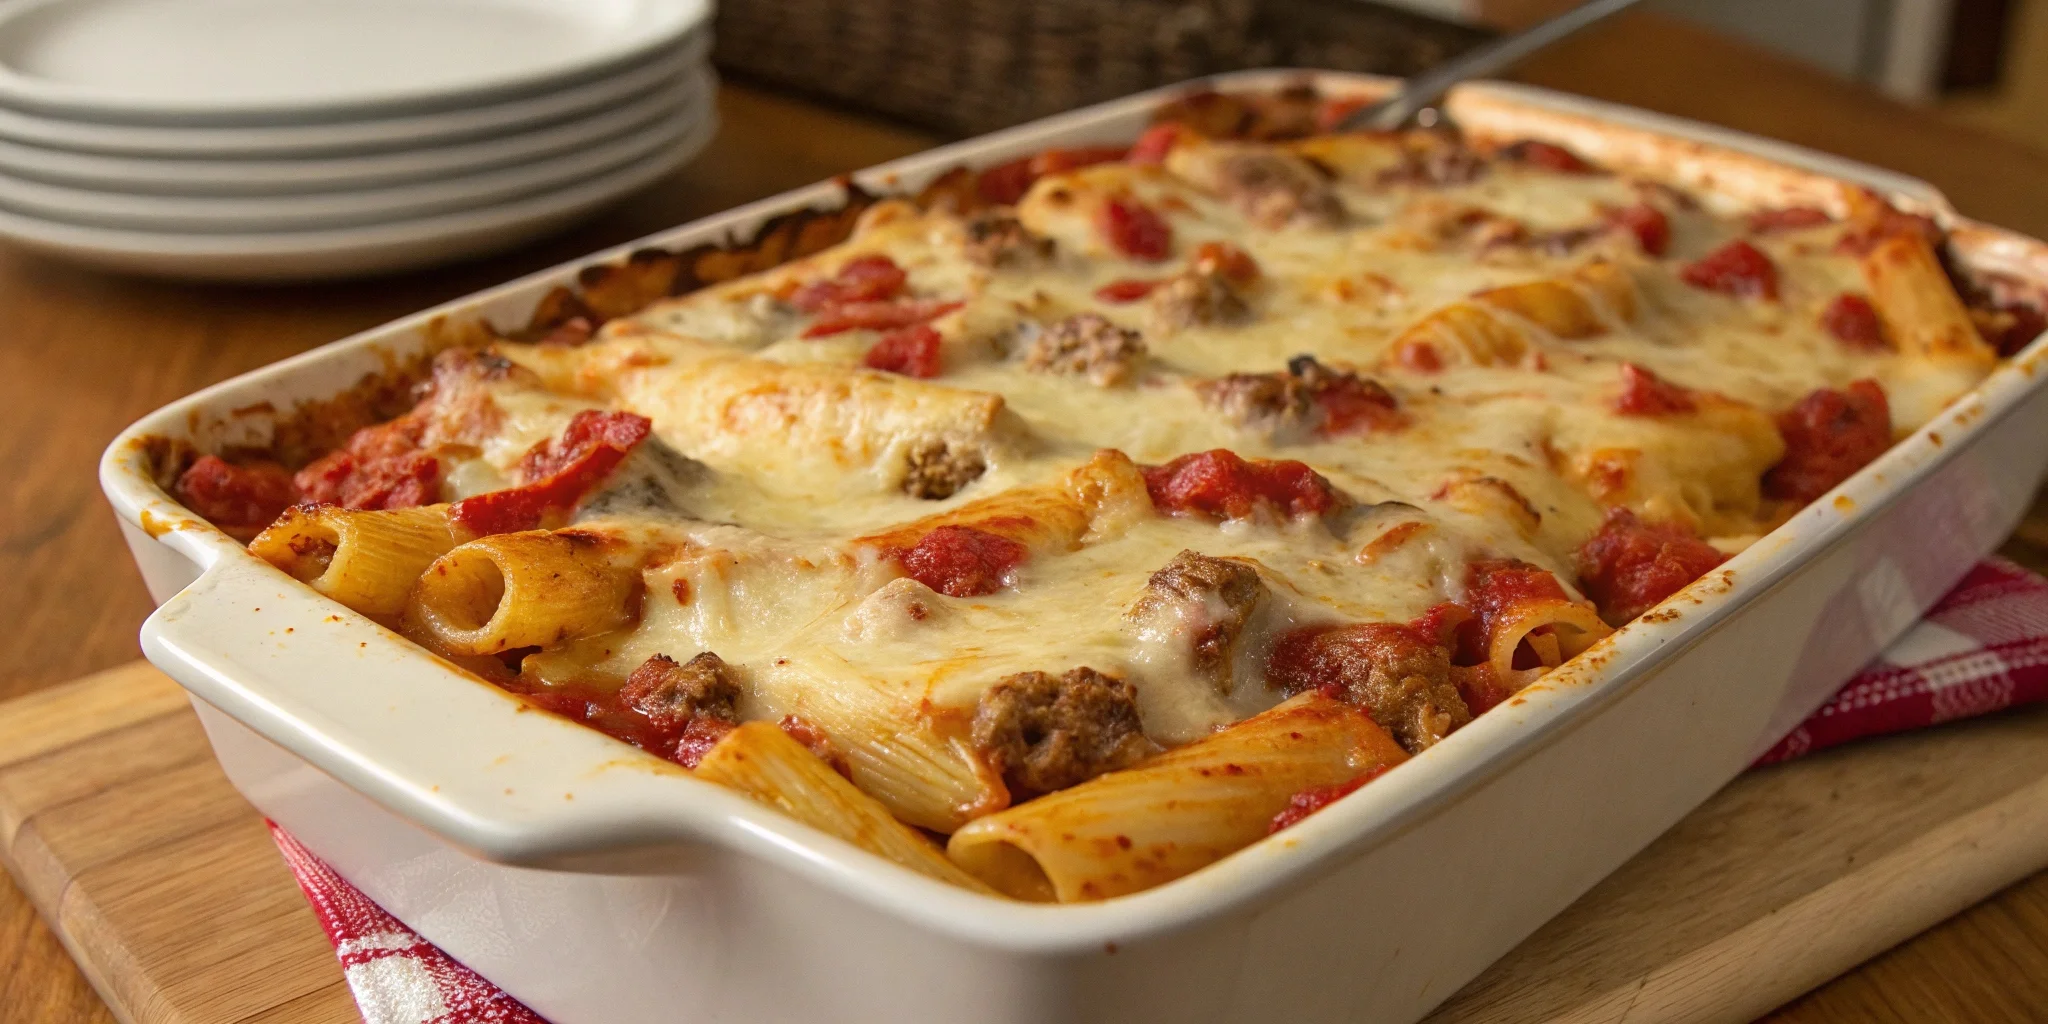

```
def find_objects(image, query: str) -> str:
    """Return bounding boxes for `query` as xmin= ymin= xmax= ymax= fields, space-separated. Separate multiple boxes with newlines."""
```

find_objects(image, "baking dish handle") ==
xmin=139 ymin=555 xmax=734 ymax=868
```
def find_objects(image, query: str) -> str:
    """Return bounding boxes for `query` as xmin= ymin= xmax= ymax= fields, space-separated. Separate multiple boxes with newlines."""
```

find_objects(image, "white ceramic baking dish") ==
xmin=101 ymin=70 xmax=2048 ymax=1024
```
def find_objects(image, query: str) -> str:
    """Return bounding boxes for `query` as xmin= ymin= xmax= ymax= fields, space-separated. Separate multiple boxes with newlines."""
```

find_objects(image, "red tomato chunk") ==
xmin=976 ymin=159 xmax=1037 ymax=207
xmin=451 ymin=410 xmax=652 ymax=536
xmin=1573 ymin=508 xmax=1728 ymax=623
xmin=1097 ymin=196 xmax=1173 ymax=262
xmin=976 ymin=147 xmax=1128 ymax=205
xmin=801 ymin=298 xmax=962 ymax=339
xmin=1821 ymin=293 xmax=1888 ymax=351
xmin=1608 ymin=203 xmax=1670 ymax=256
xmin=1094 ymin=278 xmax=1163 ymax=303
xmin=897 ymin=525 xmax=1028 ymax=598
xmin=1611 ymin=362 xmax=1697 ymax=416
xmin=1396 ymin=339 xmax=1444 ymax=373
xmin=1314 ymin=375 xmax=1405 ymax=436
xmin=1763 ymin=380 xmax=1891 ymax=505
xmin=789 ymin=255 xmax=908 ymax=312
xmin=174 ymin=455 xmax=298 ymax=534
xmin=863 ymin=324 xmax=943 ymax=378
xmin=1680 ymin=239 xmax=1779 ymax=300
xmin=1141 ymin=449 xmax=1341 ymax=521
xmin=294 ymin=417 xmax=440 ymax=512
xmin=672 ymin=716 xmax=737 ymax=769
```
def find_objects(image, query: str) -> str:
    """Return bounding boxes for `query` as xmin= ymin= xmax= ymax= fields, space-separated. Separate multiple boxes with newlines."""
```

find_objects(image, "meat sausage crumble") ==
xmin=972 ymin=667 xmax=1157 ymax=797
xmin=1022 ymin=313 xmax=1147 ymax=386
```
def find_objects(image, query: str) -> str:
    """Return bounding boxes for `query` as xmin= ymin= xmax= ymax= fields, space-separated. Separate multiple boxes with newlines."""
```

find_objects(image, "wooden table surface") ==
xmin=3 ymin=10 xmax=2046 ymax=1023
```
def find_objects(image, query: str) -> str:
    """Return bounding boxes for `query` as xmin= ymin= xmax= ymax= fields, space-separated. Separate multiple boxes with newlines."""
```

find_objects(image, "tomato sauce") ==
xmin=788 ymin=255 xmax=908 ymax=312
xmin=1313 ymin=375 xmax=1405 ymax=436
xmin=1573 ymin=508 xmax=1727 ymax=623
xmin=1094 ymin=278 xmax=1163 ymax=303
xmin=1821 ymin=293 xmax=1889 ymax=351
xmin=1460 ymin=559 xmax=1571 ymax=666
xmin=1267 ymin=621 xmax=1443 ymax=696
xmin=800 ymin=298 xmax=962 ymax=339
xmin=1140 ymin=449 xmax=1342 ymax=521
xmin=451 ymin=410 xmax=652 ymax=535
xmin=1607 ymin=203 xmax=1670 ymax=256
xmin=862 ymin=324 xmax=944 ymax=378
xmin=1611 ymin=362 xmax=1698 ymax=416
xmin=1763 ymin=380 xmax=1891 ymax=505
xmin=173 ymin=454 xmax=298 ymax=534
xmin=1097 ymin=196 xmax=1173 ymax=262
xmin=896 ymin=525 xmax=1028 ymax=597
xmin=1267 ymin=765 xmax=1392 ymax=833
xmin=1395 ymin=339 xmax=1444 ymax=373
xmin=975 ymin=146 xmax=1129 ymax=205
xmin=1680 ymin=239 xmax=1779 ymax=301
xmin=294 ymin=416 xmax=440 ymax=511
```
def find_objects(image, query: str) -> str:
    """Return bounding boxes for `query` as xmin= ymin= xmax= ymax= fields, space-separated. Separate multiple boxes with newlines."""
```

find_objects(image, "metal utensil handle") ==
xmin=1335 ymin=0 xmax=1648 ymax=132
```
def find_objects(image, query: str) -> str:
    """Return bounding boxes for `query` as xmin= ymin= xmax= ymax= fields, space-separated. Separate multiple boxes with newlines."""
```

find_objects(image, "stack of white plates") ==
xmin=0 ymin=0 xmax=717 ymax=281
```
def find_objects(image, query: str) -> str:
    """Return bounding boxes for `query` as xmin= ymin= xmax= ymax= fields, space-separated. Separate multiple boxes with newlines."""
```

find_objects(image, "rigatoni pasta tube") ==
xmin=248 ymin=504 xmax=457 ymax=619
xmin=1474 ymin=261 xmax=1637 ymax=339
xmin=693 ymin=722 xmax=997 ymax=893
xmin=1861 ymin=231 xmax=1999 ymax=431
xmin=946 ymin=693 xmax=1407 ymax=902
xmin=404 ymin=530 xmax=639 ymax=656
xmin=754 ymin=650 xmax=1004 ymax=834
xmin=1861 ymin=233 xmax=1991 ymax=364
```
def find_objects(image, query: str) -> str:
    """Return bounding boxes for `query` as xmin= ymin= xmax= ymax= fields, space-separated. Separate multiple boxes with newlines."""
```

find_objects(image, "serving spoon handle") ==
xmin=1333 ymin=0 xmax=1649 ymax=133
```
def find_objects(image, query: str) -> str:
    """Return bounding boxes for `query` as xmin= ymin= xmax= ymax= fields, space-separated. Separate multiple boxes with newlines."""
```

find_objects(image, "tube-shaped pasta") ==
xmin=1861 ymin=233 xmax=1992 ymax=364
xmin=404 ymin=530 xmax=640 ymax=656
xmin=753 ymin=650 xmax=1003 ymax=833
xmin=501 ymin=331 xmax=1020 ymax=499
xmin=946 ymin=693 xmax=1407 ymax=902
xmin=1393 ymin=302 xmax=1531 ymax=368
xmin=1475 ymin=261 xmax=1637 ymax=338
xmin=693 ymin=722 xmax=998 ymax=894
xmin=856 ymin=449 xmax=1152 ymax=554
xmin=1861 ymin=232 xmax=2000 ymax=432
xmin=248 ymin=504 xmax=458 ymax=619
xmin=1481 ymin=597 xmax=1610 ymax=684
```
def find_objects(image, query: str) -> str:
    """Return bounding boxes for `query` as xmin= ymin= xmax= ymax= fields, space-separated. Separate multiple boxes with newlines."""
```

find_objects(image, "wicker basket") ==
xmin=711 ymin=0 xmax=1486 ymax=137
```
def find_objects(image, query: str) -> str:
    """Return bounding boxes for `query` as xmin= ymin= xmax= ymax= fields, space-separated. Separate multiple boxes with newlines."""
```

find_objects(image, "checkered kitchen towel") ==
xmin=270 ymin=557 xmax=2048 ymax=1024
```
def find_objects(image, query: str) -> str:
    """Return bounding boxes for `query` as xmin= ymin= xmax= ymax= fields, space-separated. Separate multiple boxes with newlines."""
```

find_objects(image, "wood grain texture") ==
xmin=4 ymin=12 xmax=2048 ymax=1021
xmin=1429 ymin=707 xmax=2048 ymax=1022
xmin=2 ymin=663 xmax=2045 ymax=1024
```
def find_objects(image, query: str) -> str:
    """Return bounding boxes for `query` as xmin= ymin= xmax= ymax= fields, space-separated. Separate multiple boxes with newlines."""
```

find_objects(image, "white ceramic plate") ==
xmin=0 ymin=31 xmax=708 ymax=157
xmin=0 ymin=105 xmax=717 ymax=280
xmin=0 ymin=77 xmax=695 ymax=195
xmin=0 ymin=0 xmax=711 ymax=123
xmin=0 ymin=84 xmax=710 ymax=231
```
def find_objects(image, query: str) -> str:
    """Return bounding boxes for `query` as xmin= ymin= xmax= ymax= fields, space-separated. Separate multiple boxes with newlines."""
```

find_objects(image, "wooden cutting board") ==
xmin=4 ymin=661 xmax=2048 ymax=1024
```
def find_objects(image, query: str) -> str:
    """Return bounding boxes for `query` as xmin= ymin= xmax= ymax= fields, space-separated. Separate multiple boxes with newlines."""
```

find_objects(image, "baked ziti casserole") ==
xmin=152 ymin=85 xmax=2046 ymax=903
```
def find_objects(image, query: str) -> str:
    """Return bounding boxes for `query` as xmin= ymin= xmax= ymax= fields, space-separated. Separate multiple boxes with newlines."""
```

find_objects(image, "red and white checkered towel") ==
xmin=270 ymin=557 xmax=2048 ymax=1024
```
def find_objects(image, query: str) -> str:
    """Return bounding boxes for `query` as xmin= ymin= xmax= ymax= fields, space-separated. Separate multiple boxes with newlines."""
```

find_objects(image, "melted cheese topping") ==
xmin=435 ymin=133 xmax=1986 ymax=752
